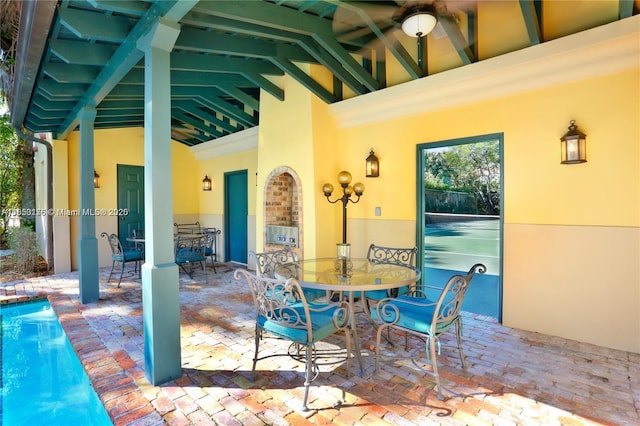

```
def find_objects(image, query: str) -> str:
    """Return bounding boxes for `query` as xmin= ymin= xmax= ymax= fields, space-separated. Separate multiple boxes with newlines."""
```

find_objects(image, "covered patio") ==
xmin=2 ymin=266 xmax=637 ymax=425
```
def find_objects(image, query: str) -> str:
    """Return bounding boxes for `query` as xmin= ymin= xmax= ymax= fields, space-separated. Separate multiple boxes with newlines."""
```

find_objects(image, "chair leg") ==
xmin=118 ymin=261 xmax=125 ymax=287
xmin=107 ymin=261 xmax=116 ymax=283
xmin=429 ymin=336 xmax=443 ymax=400
xmin=302 ymin=344 xmax=312 ymax=411
xmin=251 ymin=326 xmax=260 ymax=381
xmin=374 ymin=323 xmax=388 ymax=372
xmin=455 ymin=318 xmax=467 ymax=368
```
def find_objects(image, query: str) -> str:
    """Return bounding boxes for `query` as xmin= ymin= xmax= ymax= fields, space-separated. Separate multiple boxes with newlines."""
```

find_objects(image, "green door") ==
xmin=117 ymin=165 xmax=144 ymax=239
xmin=224 ymin=170 xmax=248 ymax=263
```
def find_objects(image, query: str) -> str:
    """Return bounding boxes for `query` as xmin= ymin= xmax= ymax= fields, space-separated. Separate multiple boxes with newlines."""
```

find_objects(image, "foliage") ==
xmin=6 ymin=226 xmax=39 ymax=273
xmin=0 ymin=112 xmax=21 ymax=245
xmin=424 ymin=141 xmax=500 ymax=215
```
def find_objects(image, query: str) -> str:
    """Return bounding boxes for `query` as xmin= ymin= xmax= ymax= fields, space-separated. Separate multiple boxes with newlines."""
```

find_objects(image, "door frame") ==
xmin=416 ymin=133 xmax=504 ymax=321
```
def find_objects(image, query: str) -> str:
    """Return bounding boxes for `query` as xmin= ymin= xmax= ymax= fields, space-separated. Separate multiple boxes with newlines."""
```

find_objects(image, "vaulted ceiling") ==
xmin=10 ymin=0 xmax=638 ymax=146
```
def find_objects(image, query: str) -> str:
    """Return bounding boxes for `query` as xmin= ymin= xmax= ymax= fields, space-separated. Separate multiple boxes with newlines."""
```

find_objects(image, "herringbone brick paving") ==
xmin=1 ymin=263 xmax=638 ymax=425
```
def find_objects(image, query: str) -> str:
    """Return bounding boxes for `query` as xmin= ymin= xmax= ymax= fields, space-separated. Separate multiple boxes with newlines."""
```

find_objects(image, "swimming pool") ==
xmin=1 ymin=300 xmax=112 ymax=425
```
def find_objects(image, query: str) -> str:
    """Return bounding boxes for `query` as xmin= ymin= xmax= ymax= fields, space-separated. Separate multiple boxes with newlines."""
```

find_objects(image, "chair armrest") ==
xmin=373 ymin=296 xmax=437 ymax=325
xmin=307 ymin=300 xmax=351 ymax=329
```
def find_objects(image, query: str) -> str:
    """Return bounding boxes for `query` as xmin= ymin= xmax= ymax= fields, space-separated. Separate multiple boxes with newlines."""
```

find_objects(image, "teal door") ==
xmin=117 ymin=165 xmax=144 ymax=239
xmin=224 ymin=170 xmax=248 ymax=263
xmin=417 ymin=135 xmax=503 ymax=321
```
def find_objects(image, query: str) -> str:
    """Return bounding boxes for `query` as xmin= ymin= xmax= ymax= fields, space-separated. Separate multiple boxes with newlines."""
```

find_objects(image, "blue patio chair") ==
xmin=343 ymin=244 xmax=418 ymax=318
xmin=365 ymin=243 xmax=418 ymax=298
xmin=234 ymin=269 xmax=353 ymax=411
xmin=100 ymin=232 xmax=144 ymax=287
xmin=372 ymin=263 xmax=486 ymax=400
xmin=175 ymin=234 xmax=207 ymax=282
xmin=203 ymin=228 xmax=221 ymax=273
xmin=251 ymin=247 xmax=326 ymax=301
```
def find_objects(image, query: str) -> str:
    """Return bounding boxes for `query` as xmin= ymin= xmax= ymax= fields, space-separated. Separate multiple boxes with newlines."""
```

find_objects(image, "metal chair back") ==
xmin=250 ymin=247 xmax=297 ymax=278
xmin=367 ymin=244 xmax=417 ymax=267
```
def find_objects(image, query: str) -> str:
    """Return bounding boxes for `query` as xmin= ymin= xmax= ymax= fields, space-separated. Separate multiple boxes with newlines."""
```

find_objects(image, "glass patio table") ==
xmin=275 ymin=258 xmax=421 ymax=374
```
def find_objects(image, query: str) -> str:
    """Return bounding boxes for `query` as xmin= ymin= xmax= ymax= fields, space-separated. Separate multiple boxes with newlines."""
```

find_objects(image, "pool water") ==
xmin=1 ymin=300 xmax=112 ymax=425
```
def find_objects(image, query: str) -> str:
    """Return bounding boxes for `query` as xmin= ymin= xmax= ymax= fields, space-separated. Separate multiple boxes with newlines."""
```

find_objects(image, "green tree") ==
xmin=0 ymin=112 xmax=21 ymax=245
xmin=425 ymin=141 xmax=500 ymax=214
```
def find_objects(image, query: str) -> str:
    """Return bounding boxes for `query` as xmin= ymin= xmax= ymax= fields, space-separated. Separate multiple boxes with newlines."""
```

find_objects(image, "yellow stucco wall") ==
xmin=65 ymin=127 xmax=200 ymax=269
xmin=238 ymin=66 xmax=638 ymax=352
xmin=257 ymin=73 xmax=321 ymax=259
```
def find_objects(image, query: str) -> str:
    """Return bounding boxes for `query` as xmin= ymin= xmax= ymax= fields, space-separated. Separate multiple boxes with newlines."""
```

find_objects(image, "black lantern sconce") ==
xmin=202 ymin=175 xmax=212 ymax=191
xmin=560 ymin=120 xmax=587 ymax=164
xmin=93 ymin=170 xmax=100 ymax=188
xmin=366 ymin=149 xmax=379 ymax=177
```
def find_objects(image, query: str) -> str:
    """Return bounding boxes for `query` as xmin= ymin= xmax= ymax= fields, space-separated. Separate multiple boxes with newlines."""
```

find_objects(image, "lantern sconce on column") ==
xmin=202 ymin=175 xmax=212 ymax=191
xmin=93 ymin=170 xmax=100 ymax=188
xmin=366 ymin=149 xmax=379 ymax=177
xmin=560 ymin=120 xmax=587 ymax=164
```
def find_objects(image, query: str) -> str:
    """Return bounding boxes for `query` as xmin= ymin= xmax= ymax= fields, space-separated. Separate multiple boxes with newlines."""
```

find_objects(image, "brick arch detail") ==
xmin=262 ymin=166 xmax=303 ymax=258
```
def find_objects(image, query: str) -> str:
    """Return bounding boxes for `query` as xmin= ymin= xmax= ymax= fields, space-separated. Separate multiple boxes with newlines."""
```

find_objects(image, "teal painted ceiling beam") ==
xmin=188 ymin=1 xmax=379 ymax=94
xmin=57 ymin=7 xmax=134 ymax=42
xmin=43 ymin=63 xmax=101 ymax=84
xmin=169 ymin=52 xmax=284 ymax=75
xmin=172 ymin=87 xmax=258 ymax=127
xmin=38 ymin=80 xmax=87 ymax=98
xmin=55 ymin=1 xmax=198 ymax=138
xmin=98 ymin=100 xmax=144 ymax=110
xmin=28 ymin=105 xmax=67 ymax=120
xmin=519 ymin=0 xmax=542 ymax=45
xmin=216 ymin=87 xmax=260 ymax=111
xmin=175 ymin=27 xmax=311 ymax=61
xmin=87 ymin=0 xmax=149 ymax=17
xmin=172 ymin=107 xmax=229 ymax=135
xmin=275 ymin=56 xmax=338 ymax=103
xmin=49 ymin=39 xmax=116 ymax=66
xmin=437 ymin=14 xmax=476 ymax=65
xmin=32 ymin=97 xmax=78 ymax=111
xmin=173 ymin=102 xmax=240 ymax=134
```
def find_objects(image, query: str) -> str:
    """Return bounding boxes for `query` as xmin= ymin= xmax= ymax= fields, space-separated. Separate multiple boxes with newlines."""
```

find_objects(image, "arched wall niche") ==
xmin=262 ymin=166 xmax=303 ymax=259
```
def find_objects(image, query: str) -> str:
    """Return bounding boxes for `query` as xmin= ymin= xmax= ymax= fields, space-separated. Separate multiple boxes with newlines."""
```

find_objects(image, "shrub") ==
xmin=6 ymin=227 xmax=39 ymax=273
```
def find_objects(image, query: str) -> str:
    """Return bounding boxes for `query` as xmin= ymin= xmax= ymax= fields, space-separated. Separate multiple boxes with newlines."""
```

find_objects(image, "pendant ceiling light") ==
xmin=401 ymin=6 xmax=437 ymax=38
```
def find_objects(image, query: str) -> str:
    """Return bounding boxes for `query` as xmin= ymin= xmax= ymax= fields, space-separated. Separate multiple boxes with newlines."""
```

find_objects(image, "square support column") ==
xmin=78 ymin=106 xmax=99 ymax=303
xmin=137 ymin=18 xmax=182 ymax=386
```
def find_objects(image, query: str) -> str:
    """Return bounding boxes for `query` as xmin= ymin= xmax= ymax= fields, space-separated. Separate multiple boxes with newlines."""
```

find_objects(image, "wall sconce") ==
xmin=93 ymin=170 xmax=100 ymax=188
xmin=560 ymin=120 xmax=587 ymax=164
xmin=202 ymin=175 xmax=212 ymax=191
xmin=366 ymin=149 xmax=379 ymax=177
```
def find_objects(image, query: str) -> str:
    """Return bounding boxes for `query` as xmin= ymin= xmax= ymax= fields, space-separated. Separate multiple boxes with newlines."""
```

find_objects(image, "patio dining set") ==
xmin=241 ymin=244 xmax=486 ymax=411
xmin=100 ymin=228 xmax=485 ymax=411
xmin=100 ymin=221 xmax=221 ymax=286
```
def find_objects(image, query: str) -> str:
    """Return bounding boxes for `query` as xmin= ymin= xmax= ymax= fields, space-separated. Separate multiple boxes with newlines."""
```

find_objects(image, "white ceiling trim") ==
xmin=189 ymin=126 xmax=259 ymax=160
xmin=330 ymin=15 xmax=640 ymax=128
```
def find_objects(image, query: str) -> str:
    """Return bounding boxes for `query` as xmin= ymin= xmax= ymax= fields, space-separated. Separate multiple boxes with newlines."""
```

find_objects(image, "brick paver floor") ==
xmin=1 ymin=263 xmax=638 ymax=425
